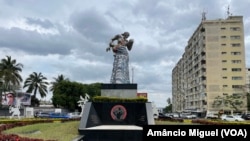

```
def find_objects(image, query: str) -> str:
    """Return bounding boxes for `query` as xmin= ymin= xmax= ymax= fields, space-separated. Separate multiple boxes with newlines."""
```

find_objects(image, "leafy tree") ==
xmin=212 ymin=95 xmax=245 ymax=112
xmin=0 ymin=56 xmax=23 ymax=107
xmin=23 ymin=72 xmax=49 ymax=106
xmin=50 ymin=74 xmax=69 ymax=92
xmin=247 ymin=92 xmax=250 ymax=111
xmin=163 ymin=97 xmax=172 ymax=113
xmin=86 ymin=82 xmax=102 ymax=97
xmin=167 ymin=97 xmax=171 ymax=105
xmin=52 ymin=81 xmax=87 ymax=111
xmin=52 ymin=81 xmax=101 ymax=111
xmin=0 ymin=56 xmax=23 ymax=92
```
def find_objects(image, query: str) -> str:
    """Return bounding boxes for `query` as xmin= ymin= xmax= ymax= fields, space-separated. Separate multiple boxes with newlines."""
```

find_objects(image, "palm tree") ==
xmin=23 ymin=72 xmax=49 ymax=99
xmin=50 ymin=74 xmax=69 ymax=92
xmin=0 ymin=56 xmax=23 ymax=92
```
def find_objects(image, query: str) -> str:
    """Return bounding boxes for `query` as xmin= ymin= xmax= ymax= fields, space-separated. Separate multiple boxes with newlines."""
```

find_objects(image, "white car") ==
xmin=233 ymin=115 xmax=245 ymax=121
xmin=68 ymin=112 xmax=81 ymax=119
xmin=186 ymin=114 xmax=197 ymax=119
xmin=221 ymin=115 xmax=245 ymax=121
xmin=206 ymin=113 xmax=218 ymax=119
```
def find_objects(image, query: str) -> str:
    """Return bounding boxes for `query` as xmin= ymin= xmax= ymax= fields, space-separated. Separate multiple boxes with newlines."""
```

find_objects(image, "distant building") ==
xmin=172 ymin=15 xmax=247 ymax=115
xmin=137 ymin=92 xmax=147 ymax=98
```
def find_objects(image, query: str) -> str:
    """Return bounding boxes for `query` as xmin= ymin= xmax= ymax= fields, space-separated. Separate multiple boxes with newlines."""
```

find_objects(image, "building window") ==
xmin=232 ymin=85 xmax=242 ymax=88
xmin=231 ymin=60 xmax=241 ymax=64
xmin=222 ymin=60 xmax=227 ymax=63
xmin=222 ymin=68 xmax=227 ymax=71
xmin=221 ymin=36 xmax=227 ymax=39
xmin=221 ymin=27 xmax=226 ymax=30
xmin=221 ymin=44 xmax=226 ymax=46
xmin=232 ymin=68 xmax=241 ymax=72
xmin=231 ymin=52 xmax=241 ymax=55
xmin=222 ymin=52 xmax=227 ymax=54
xmin=230 ymin=27 xmax=240 ymax=31
xmin=222 ymin=76 xmax=227 ymax=79
xmin=232 ymin=76 xmax=243 ymax=80
xmin=230 ymin=36 xmax=240 ymax=39
xmin=232 ymin=93 xmax=243 ymax=97
xmin=231 ymin=43 xmax=241 ymax=47
xmin=223 ymin=85 xmax=228 ymax=88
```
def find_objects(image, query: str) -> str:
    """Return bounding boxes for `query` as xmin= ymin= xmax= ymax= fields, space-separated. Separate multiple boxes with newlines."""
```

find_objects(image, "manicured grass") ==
xmin=2 ymin=121 xmax=80 ymax=141
xmin=155 ymin=119 xmax=199 ymax=125
xmin=2 ymin=119 xmax=190 ymax=140
xmin=3 ymin=119 xmax=249 ymax=140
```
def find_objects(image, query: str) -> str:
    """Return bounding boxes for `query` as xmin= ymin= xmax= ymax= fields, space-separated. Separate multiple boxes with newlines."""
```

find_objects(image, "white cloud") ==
xmin=0 ymin=0 xmax=249 ymax=108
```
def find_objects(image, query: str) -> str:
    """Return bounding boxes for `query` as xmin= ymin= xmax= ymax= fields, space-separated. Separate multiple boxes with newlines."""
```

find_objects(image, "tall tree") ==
xmin=167 ymin=97 xmax=171 ymax=105
xmin=164 ymin=97 xmax=172 ymax=113
xmin=0 ymin=56 xmax=23 ymax=92
xmin=52 ymin=81 xmax=86 ymax=111
xmin=52 ymin=81 xmax=101 ymax=111
xmin=247 ymin=93 xmax=250 ymax=111
xmin=212 ymin=95 xmax=245 ymax=112
xmin=50 ymin=74 xmax=69 ymax=92
xmin=23 ymin=72 xmax=49 ymax=99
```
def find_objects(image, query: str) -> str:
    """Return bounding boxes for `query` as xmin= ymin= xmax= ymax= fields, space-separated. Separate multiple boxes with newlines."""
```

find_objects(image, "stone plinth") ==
xmin=78 ymin=102 xmax=154 ymax=141
xmin=101 ymin=83 xmax=137 ymax=98
xmin=78 ymin=83 xmax=155 ymax=141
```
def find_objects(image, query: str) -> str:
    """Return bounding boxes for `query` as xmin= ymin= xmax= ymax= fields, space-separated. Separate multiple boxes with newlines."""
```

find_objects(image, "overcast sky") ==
xmin=0 ymin=0 xmax=250 ymax=107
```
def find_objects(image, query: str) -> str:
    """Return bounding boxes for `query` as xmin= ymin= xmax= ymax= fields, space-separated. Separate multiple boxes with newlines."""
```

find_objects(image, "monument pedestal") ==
xmin=78 ymin=83 xmax=154 ymax=141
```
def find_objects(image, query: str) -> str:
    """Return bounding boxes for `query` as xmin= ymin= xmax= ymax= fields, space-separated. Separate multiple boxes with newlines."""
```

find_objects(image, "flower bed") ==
xmin=156 ymin=117 xmax=184 ymax=122
xmin=191 ymin=119 xmax=250 ymax=125
xmin=0 ymin=118 xmax=80 ymax=141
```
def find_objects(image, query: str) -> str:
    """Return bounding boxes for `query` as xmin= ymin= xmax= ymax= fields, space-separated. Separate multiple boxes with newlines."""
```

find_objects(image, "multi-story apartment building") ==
xmin=172 ymin=15 xmax=247 ymax=115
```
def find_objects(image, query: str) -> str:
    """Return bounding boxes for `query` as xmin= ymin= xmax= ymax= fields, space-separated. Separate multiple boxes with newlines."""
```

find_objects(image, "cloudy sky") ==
xmin=0 ymin=0 xmax=250 ymax=107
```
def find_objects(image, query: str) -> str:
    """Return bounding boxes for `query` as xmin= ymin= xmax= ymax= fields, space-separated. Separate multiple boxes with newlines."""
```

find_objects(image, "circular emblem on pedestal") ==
xmin=110 ymin=105 xmax=127 ymax=121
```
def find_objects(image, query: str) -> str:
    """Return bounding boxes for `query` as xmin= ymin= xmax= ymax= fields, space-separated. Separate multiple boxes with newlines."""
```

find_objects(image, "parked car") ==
xmin=185 ymin=114 xmax=197 ymax=119
xmin=233 ymin=115 xmax=245 ymax=121
xmin=221 ymin=115 xmax=245 ymax=121
xmin=241 ymin=114 xmax=250 ymax=120
xmin=35 ymin=112 xmax=50 ymax=118
xmin=68 ymin=112 xmax=81 ymax=119
xmin=49 ymin=112 xmax=70 ymax=119
xmin=158 ymin=113 xmax=172 ymax=120
xmin=206 ymin=113 xmax=218 ymax=119
xmin=168 ymin=113 xmax=180 ymax=118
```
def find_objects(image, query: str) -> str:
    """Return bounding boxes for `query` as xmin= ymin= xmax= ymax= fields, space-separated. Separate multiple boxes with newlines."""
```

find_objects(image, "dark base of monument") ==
xmin=79 ymin=127 xmax=142 ymax=141
xmin=78 ymin=102 xmax=154 ymax=141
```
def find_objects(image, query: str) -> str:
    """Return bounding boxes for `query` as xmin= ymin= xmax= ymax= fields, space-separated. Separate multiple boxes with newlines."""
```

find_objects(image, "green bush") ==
xmin=92 ymin=96 xmax=148 ymax=103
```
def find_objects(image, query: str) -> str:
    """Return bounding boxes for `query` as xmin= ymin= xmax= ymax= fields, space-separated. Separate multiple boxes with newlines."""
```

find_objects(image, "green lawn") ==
xmin=155 ymin=119 xmax=196 ymax=125
xmin=3 ymin=120 xmax=190 ymax=140
xmin=4 ymin=119 xmax=248 ymax=141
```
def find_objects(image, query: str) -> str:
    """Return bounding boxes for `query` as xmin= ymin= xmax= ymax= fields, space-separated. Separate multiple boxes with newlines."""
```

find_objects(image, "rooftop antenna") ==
xmin=201 ymin=9 xmax=207 ymax=21
xmin=227 ymin=5 xmax=232 ymax=17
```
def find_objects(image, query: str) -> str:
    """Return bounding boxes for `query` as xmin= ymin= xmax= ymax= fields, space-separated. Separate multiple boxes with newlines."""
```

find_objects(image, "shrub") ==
xmin=0 ymin=118 xmax=79 ymax=140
